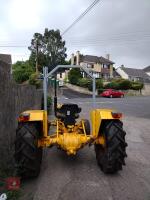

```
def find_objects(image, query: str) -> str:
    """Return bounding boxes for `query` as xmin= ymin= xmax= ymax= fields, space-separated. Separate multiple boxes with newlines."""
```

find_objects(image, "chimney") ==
xmin=76 ymin=51 xmax=80 ymax=65
xmin=71 ymin=53 xmax=74 ymax=65
xmin=106 ymin=54 xmax=110 ymax=60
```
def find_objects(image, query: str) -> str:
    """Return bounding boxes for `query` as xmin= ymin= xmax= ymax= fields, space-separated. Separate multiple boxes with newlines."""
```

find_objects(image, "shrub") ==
xmin=29 ymin=73 xmax=42 ymax=88
xmin=131 ymin=81 xmax=144 ymax=90
xmin=85 ymin=79 xmax=103 ymax=91
xmin=104 ymin=81 xmax=119 ymax=90
xmin=105 ymin=79 xmax=132 ymax=90
xmin=86 ymin=80 xmax=92 ymax=91
xmin=77 ymin=78 xmax=91 ymax=88
xmin=47 ymin=96 xmax=52 ymax=107
xmin=12 ymin=61 xmax=34 ymax=83
xmin=41 ymin=95 xmax=52 ymax=110
xmin=98 ymin=88 xmax=105 ymax=94
xmin=96 ymin=79 xmax=103 ymax=89
xmin=119 ymin=80 xmax=132 ymax=90
xmin=68 ymin=68 xmax=82 ymax=85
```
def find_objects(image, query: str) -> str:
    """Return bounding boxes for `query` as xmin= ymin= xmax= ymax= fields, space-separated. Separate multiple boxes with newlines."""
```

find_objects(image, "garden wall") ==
xmin=142 ymin=83 xmax=150 ymax=96
xmin=66 ymin=83 xmax=98 ymax=95
xmin=0 ymin=59 xmax=42 ymax=170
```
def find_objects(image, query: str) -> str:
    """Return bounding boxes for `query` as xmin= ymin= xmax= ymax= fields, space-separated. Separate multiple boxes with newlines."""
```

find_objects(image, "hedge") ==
xmin=131 ymin=81 xmax=144 ymax=90
xmin=69 ymin=75 xmax=144 ymax=92
xmin=105 ymin=79 xmax=136 ymax=90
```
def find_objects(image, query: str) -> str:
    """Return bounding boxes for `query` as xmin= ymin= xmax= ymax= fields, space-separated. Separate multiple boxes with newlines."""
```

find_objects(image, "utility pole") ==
xmin=35 ymin=39 xmax=39 ymax=74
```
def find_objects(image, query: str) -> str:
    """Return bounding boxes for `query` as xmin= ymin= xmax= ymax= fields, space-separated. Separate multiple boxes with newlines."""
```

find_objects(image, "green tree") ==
xmin=68 ymin=68 xmax=82 ymax=85
xmin=12 ymin=61 xmax=34 ymax=83
xmin=29 ymin=73 xmax=42 ymax=88
xmin=28 ymin=29 xmax=67 ymax=72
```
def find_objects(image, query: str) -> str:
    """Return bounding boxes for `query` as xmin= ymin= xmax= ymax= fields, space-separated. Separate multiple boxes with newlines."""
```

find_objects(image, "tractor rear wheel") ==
xmin=15 ymin=122 xmax=43 ymax=179
xmin=95 ymin=120 xmax=127 ymax=174
xmin=83 ymin=119 xmax=91 ymax=135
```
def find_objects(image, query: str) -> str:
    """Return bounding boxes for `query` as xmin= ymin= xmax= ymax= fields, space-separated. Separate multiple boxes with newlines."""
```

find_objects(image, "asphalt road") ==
xmin=60 ymin=87 xmax=150 ymax=119
xmin=22 ymin=87 xmax=150 ymax=200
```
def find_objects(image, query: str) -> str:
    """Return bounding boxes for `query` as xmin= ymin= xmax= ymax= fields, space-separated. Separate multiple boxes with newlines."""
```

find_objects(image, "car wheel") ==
xmin=110 ymin=95 xmax=113 ymax=98
xmin=121 ymin=95 xmax=124 ymax=98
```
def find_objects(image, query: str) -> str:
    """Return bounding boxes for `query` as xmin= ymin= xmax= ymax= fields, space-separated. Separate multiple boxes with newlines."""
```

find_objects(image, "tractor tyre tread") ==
xmin=95 ymin=120 xmax=127 ymax=174
xmin=83 ymin=119 xmax=91 ymax=135
xmin=15 ymin=122 xmax=42 ymax=179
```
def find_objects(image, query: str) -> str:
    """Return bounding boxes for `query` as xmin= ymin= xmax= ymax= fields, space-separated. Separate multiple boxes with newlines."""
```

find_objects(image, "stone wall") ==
xmin=0 ymin=60 xmax=42 ymax=170
xmin=66 ymin=83 xmax=98 ymax=95
xmin=125 ymin=83 xmax=150 ymax=96
xmin=142 ymin=83 xmax=150 ymax=96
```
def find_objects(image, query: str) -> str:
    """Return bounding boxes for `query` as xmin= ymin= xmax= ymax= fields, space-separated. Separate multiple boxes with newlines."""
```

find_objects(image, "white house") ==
xmin=71 ymin=51 xmax=115 ymax=80
xmin=143 ymin=66 xmax=150 ymax=77
xmin=116 ymin=65 xmax=150 ymax=83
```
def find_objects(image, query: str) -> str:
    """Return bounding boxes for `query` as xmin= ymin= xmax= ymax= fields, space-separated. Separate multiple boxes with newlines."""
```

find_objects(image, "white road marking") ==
xmin=77 ymin=101 xmax=114 ymax=104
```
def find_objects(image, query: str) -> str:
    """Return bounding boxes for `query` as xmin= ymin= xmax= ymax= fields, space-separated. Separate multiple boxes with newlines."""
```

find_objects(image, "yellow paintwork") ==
xmin=38 ymin=119 xmax=91 ymax=155
xmin=90 ymin=109 xmax=122 ymax=138
xmin=21 ymin=110 xmax=48 ymax=137
xmin=20 ymin=108 xmax=122 ymax=155
xmin=23 ymin=110 xmax=45 ymax=121
xmin=38 ymin=133 xmax=91 ymax=155
xmin=57 ymin=133 xmax=90 ymax=155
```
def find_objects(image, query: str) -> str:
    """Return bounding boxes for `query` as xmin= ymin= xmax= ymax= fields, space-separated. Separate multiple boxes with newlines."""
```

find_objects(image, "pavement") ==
xmin=22 ymin=87 xmax=150 ymax=200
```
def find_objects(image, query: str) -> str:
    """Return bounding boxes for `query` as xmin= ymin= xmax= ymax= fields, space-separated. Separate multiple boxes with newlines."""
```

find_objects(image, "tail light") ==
xmin=112 ymin=112 xmax=122 ymax=118
xmin=18 ymin=113 xmax=30 ymax=122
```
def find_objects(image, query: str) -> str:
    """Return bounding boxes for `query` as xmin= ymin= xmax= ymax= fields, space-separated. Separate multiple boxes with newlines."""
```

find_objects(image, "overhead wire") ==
xmin=0 ymin=0 xmax=149 ymax=51
xmin=0 ymin=33 xmax=150 ymax=48
xmin=1 ymin=31 xmax=150 ymax=48
xmin=61 ymin=0 xmax=102 ymax=36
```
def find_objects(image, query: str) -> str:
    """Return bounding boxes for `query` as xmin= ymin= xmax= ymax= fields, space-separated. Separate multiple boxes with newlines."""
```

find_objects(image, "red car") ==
xmin=100 ymin=89 xmax=124 ymax=98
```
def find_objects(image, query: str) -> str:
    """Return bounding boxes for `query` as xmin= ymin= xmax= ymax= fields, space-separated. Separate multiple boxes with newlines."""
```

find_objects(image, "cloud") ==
xmin=0 ymin=0 xmax=150 ymax=66
xmin=64 ymin=0 xmax=150 ymax=67
xmin=8 ymin=0 xmax=42 ymax=30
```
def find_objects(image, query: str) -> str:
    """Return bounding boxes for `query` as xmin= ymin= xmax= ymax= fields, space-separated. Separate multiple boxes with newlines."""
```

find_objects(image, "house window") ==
xmin=103 ymin=64 xmax=109 ymax=69
xmin=103 ymin=74 xmax=110 ymax=80
xmin=87 ymin=64 xmax=92 ymax=68
xmin=60 ymin=73 xmax=62 ymax=78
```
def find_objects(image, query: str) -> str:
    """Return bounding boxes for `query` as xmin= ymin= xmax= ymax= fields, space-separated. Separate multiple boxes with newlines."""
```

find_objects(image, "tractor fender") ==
xmin=90 ymin=109 xmax=122 ymax=138
xmin=18 ymin=110 xmax=48 ymax=137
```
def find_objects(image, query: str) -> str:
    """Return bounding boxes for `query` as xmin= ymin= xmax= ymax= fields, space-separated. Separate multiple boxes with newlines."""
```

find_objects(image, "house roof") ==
xmin=81 ymin=55 xmax=114 ymax=65
xmin=113 ymin=70 xmax=121 ymax=77
xmin=143 ymin=66 xmax=150 ymax=72
xmin=122 ymin=67 xmax=150 ymax=79
xmin=0 ymin=54 xmax=12 ymax=64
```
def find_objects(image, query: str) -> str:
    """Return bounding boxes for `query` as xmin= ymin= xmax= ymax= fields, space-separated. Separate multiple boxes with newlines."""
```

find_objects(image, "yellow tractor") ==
xmin=14 ymin=65 xmax=127 ymax=179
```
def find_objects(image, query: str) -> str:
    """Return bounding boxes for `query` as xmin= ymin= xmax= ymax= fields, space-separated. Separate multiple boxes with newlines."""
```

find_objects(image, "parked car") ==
xmin=100 ymin=89 xmax=124 ymax=98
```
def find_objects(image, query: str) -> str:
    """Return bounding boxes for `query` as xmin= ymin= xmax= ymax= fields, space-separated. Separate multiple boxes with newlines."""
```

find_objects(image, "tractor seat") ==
xmin=56 ymin=104 xmax=82 ymax=126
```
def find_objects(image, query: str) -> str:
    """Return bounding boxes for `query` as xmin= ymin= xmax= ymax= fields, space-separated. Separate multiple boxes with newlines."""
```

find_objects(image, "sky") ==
xmin=0 ymin=0 xmax=150 ymax=68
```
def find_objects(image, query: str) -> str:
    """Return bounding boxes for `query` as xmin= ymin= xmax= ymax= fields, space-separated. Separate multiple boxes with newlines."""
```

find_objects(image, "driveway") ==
xmin=22 ymin=88 xmax=150 ymax=200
